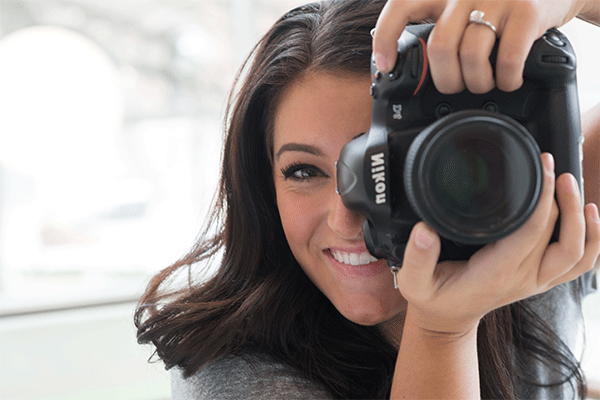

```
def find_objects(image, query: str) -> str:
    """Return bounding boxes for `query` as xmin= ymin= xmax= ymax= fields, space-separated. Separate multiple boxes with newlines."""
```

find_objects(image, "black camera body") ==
xmin=337 ymin=24 xmax=583 ymax=265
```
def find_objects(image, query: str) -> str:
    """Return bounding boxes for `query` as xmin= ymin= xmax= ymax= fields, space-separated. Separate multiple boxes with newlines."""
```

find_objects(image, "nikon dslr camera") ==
xmin=337 ymin=24 xmax=583 ymax=266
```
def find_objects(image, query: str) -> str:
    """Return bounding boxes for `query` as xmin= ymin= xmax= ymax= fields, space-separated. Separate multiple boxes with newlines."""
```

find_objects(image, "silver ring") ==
xmin=469 ymin=10 xmax=497 ymax=35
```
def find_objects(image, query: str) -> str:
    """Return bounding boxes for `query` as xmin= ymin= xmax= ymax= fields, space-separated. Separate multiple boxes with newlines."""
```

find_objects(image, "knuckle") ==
xmin=435 ymin=80 xmax=463 ymax=95
xmin=503 ymin=270 xmax=537 ymax=300
xmin=584 ymin=260 xmax=596 ymax=273
xmin=588 ymin=245 xmax=600 ymax=272
xmin=492 ymin=269 xmax=520 ymax=294
xmin=562 ymin=243 xmax=585 ymax=264
xmin=431 ymin=74 xmax=463 ymax=94
xmin=427 ymin=39 xmax=454 ymax=64
xmin=528 ymin=203 xmax=557 ymax=235
xmin=496 ymin=51 xmax=524 ymax=78
xmin=518 ymin=277 xmax=537 ymax=297
xmin=495 ymin=52 xmax=527 ymax=92
xmin=515 ymin=0 xmax=540 ymax=20
xmin=496 ymin=79 xmax=522 ymax=93
xmin=464 ymin=77 xmax=494 ymax=95
xmin=427 ymin=40 xmax=464 ymax=94
xmin=459 ymin=46 xmax=484 ymax=69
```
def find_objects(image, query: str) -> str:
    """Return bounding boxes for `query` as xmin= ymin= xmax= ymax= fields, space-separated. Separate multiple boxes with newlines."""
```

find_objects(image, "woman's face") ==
xmin=272 ymin=72 xmax=406 ymax=326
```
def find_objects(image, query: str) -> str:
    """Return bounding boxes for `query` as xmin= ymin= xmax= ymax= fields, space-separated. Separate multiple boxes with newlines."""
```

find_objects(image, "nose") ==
xmin=327 ymin=191 xmax=364 ymax=240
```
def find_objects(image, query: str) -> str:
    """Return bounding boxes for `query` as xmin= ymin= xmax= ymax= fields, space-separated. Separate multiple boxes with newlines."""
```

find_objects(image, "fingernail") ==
xmin=374 ymin=53 xmax=390 ymax=73
xmin=415 ymin=224 xmax=436 ymax=250
xmin=542 ymin=153 xmax=554 ymax=174
xmin=589 ymin=204 xmax=600 ymax=223
xmin=568 ymin=174 xmax=581 ymax=197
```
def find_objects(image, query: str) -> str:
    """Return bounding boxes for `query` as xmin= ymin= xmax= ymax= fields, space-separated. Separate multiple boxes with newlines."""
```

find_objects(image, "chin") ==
xmin=335 ymin=295 xmax=396 ymax=327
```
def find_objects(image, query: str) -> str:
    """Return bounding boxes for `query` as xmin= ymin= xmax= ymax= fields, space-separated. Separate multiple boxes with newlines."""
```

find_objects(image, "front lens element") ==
xmin=434 ymin=137 xmax=497 ymax=214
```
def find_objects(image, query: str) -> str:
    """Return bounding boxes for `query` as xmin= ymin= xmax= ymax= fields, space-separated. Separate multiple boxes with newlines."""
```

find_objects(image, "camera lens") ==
xmin=404 ymin=110 xmax=542 ymax=245
xmin=432 ymin=137 xmax=503 ymax=216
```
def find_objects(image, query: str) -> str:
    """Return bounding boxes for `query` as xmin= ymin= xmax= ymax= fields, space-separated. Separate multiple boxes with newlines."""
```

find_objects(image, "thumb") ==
xmin=398 ymin=222 xmax=441 ymax=290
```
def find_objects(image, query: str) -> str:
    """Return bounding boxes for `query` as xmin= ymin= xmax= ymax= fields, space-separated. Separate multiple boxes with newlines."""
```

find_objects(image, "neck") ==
xmin=377 ymin=307 xmax=407 ymax=348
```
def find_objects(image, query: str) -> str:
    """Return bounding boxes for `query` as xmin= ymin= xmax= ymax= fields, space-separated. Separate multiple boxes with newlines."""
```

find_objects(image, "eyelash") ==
xmin=280 ymin=162 xmax=328 ymax=182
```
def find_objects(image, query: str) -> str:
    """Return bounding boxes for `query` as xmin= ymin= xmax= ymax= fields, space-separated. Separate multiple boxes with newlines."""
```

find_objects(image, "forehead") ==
xmin=272 ymin=72 xmax=372 ymax=153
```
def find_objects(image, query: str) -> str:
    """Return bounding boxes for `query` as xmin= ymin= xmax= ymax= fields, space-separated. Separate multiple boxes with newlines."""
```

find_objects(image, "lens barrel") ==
xmin=404 ymin=110 xmax=543 ymax=245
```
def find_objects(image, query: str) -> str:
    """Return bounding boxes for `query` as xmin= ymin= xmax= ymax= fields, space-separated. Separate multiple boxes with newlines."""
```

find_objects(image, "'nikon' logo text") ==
xmin=371 ymin=153 xmax=386 ymax=204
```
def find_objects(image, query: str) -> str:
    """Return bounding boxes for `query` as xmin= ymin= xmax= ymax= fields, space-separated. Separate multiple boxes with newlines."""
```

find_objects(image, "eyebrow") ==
xmin=275 ymin=143 xmax=325 ymax=161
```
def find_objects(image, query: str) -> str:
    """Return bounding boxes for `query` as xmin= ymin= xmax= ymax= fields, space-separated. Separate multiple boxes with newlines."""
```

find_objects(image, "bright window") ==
xmin=0 ymin=0 xmax=304 ymax=313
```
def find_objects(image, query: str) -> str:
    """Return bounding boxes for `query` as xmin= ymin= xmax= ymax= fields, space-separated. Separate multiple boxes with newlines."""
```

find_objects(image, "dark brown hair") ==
xmin=135 ymin=1 xmax=586 ymax=398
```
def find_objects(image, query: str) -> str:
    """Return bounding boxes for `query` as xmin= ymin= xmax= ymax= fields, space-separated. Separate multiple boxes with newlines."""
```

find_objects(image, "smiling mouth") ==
xmin=329 ymin=249 xmax=379 ymax=266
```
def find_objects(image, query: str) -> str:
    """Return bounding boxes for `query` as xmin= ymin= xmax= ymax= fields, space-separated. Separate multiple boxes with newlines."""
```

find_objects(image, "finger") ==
xmin=466 ymin=153 xmax=555 ymax=296
xmin=548 ymin=203 xmax=600 ymax=287
xmin=494 ymin=7 xmax=544 ymax=92
xmin=460 ymin=11 xmax=500 ymax=94
xmin=373 ymin=0 xmax=445 ymax=73
xmin=426 ymin=2 xmax=471 ymax=94
xmin=537 ymin=173 xmax=586 ymax=283
xmin=373 ymin=0 xmax=410 ymax=73
xmin=512 ymin=191 xmax=558 ymax=282
xmin=397 ymin=222 xmax=441 ymax=300
xmin=493 ymin=153 xmax=556 ymax=263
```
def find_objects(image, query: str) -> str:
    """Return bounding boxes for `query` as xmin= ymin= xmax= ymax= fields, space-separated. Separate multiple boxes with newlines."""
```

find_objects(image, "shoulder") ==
xmin=170 ymin=350 xmax=332 ymax=400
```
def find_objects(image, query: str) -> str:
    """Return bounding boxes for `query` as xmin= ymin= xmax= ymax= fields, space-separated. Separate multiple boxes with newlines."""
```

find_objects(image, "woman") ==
xmin=135 ymin=0 xmax=600 ymax=398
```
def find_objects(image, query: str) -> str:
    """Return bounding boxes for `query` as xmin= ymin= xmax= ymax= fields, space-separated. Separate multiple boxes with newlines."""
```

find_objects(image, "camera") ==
xmin=337 ymin=24 xmax=583 ymax=266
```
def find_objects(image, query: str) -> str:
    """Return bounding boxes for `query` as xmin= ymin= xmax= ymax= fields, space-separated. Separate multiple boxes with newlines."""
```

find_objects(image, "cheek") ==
xmin=277 ymin=190 xmax=322 ymax=255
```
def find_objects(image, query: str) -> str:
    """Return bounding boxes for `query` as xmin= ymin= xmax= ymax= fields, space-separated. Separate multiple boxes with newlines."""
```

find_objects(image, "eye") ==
xmin=280 ymin=162 xmax=328 ymax=182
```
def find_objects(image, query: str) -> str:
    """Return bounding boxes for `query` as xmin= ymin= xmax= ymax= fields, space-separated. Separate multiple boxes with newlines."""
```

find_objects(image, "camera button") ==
xmin=435 ymin=103 xmax=452 ymax=118
xmin=370 ymin=83 xmax=379 ymax=99
xmin=388 ymin=56 xmax=403 ymax=81
xmin=543 ymin=32 xmax=566 ymax=47
xmin=482 ymin=101 xmax=499 ymax=113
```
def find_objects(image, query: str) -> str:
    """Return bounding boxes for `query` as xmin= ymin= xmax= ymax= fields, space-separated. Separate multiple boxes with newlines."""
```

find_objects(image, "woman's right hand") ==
xmin=373 ymin=0 xmax=600 ymax=95
xmin=396 ymin=152 xmax=600 ymax=336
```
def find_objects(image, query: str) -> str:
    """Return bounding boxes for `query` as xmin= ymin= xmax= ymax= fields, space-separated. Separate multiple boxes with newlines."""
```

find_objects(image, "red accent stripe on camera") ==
xmin=413 ymin=38 xmax=428 ymax=96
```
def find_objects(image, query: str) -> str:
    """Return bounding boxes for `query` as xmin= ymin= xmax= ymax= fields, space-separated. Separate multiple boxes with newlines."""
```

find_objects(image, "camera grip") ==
xmin=547 ymin=86 xmax=583 ymax=187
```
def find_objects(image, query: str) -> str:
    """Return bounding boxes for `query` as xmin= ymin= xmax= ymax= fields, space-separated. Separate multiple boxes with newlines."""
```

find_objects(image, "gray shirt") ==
xmin=171 ymin=272 xmax=597 ymax=399
xmin=171 ymin=351 xmax=330 ymax=399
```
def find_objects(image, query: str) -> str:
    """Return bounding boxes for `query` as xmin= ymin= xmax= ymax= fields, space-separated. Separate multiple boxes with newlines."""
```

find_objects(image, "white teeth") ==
xmin=359 ymin=252 xmax=372 ymax=264
xmin=342 ymin=252 xmax=350 ymax=264
xmin=331 ymin=250 xmax=378 ymax=265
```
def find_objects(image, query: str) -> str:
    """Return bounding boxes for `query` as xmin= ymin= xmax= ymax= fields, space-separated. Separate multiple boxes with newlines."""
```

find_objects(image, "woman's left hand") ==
xmin=396 ymin=154 xmax=600 ymax=335
xmin=372 ymin=0 xmax=596 ymax=94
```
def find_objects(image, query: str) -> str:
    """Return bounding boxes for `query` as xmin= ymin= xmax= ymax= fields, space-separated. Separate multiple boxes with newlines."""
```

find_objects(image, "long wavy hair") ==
xmin=135 ymin=1 xmax=587 ymax=398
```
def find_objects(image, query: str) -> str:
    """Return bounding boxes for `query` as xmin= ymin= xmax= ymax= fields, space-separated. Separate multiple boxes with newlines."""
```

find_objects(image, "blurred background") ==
xmin=0 ymin=1 xmax=598 ymax=399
